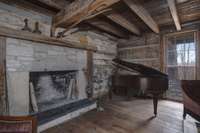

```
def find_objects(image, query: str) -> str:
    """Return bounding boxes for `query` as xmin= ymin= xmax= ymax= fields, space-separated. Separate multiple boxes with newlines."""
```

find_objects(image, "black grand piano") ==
xmin=110 ymin=58 xmax=168 ymax=116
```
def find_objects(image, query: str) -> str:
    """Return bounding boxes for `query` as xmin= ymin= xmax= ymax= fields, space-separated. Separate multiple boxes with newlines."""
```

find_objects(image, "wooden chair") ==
xmin=181 ymin=80 xmax=200 ymax=122
xmin=0 ymin=115 xmax=37 ymax=133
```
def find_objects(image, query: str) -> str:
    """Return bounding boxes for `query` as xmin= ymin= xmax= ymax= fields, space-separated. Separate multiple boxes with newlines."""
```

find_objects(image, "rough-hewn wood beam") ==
xmin=87 ymin=19 xmax=127 ymax=38
xmin=36 ymin=0 xmax=68 ymax=10
xmin=123 ymin=0 xmax=159 ymax=33
xmin=0 ymin=26 xmax=96 ymax=51
xmin=176 ymin=0 xmax=189 ymax=3
xmin=106 ymin=12 xmax=141 ymax=35
xmin=52 ymin=0 xmax=120 ymax=36
xmin=53 ymin=0 xmax=93 ymax=27
xmin=167 ymin=0 xmax=181 ymax=31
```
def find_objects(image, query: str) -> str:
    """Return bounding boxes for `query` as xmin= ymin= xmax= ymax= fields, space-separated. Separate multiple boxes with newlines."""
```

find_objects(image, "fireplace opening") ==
xmin=29 ymin=70 xmax=78 ymax=113
xmin=29 ymin=70 xmax=95 ymax=125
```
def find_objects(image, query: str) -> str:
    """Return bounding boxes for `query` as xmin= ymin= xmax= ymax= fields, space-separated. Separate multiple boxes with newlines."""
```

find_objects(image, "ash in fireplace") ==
xmin=30 ymin=71 xmax=78 ymax=112
xmin=37 ymin=75 xmax=66 ymax=103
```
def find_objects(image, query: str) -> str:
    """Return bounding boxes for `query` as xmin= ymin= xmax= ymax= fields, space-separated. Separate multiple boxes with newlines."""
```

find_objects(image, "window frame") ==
xmin=161 ymin=30 xmax=200 ymax=80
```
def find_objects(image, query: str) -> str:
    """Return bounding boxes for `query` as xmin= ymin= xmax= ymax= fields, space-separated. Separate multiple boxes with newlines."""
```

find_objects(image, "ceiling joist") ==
xmin=51 ymin=0 xmax=120 ymax=37
xmin=31 ymin=0 xmax=68 ymax=11
xmin=123 ymin=0 xmax=159 ymax=33
xmin=105 ymin=12 xmax=141 ymax=35
xmin=87 ymin=19 xmax=127 ymax=38
xmin=167 ymin=0 xmax=181 ymax=31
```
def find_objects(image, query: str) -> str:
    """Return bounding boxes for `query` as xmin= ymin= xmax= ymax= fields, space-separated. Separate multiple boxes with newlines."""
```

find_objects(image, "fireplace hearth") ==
xmin=36 ymin=99 xmax=95 ymax=125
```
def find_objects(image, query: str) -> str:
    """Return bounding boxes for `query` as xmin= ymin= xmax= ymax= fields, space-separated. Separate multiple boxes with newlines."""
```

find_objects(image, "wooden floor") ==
xmin=42 ymin=98 xmax=198 ymax=133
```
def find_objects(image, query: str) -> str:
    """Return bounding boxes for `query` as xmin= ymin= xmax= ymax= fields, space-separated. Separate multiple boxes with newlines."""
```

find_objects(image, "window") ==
xmin=176 ymin=42 xmax=195 ymax=66
xmin=164 ymin=32 xmax=197 ymax=101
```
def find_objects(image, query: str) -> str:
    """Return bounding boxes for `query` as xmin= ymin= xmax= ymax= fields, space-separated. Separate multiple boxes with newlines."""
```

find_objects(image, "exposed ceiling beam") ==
xmin=123 ymin=0 xmax=159 ymax=33
xmin=35 ymin=0 xmax=68 ymax=10
xmin=1 ymin=0 xmax=58 ymax=15
xmin=105 ymin=12 xmax=141 ymax=35
xmin=167 ymin=0 xmax=181 ymax=31
xmin=87 ymin=19 xmax=127 ymax=38
xmin=52 ymin=0 xmax=120 ymax=36
xmin=176 ymin=0 xmax=189 ymax=3
xmin=182 ymin=20 xmax=200 ymax=28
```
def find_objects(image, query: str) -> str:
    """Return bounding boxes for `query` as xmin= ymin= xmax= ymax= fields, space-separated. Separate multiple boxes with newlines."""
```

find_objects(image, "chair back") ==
xmin=181 ymin=80 xmax=200 ymax=105
xmin=0 ymin=115 xmax=37 ymax=133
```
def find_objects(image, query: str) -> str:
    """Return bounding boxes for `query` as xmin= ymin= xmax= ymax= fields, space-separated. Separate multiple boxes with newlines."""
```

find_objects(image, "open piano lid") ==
xmin=112 ymin=58 xmax=167 ymax=77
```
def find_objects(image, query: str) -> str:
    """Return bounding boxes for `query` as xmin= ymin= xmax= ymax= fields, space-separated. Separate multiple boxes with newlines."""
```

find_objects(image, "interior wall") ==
xmin=118 ymin=32 xmax=161 ymax=70
xmin=0 ymin=2 xmax=52 ymax=36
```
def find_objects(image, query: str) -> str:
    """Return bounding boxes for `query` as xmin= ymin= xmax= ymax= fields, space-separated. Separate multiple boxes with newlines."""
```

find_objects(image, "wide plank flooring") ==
xmin=42 ymin=98 xmax=197 ymax=133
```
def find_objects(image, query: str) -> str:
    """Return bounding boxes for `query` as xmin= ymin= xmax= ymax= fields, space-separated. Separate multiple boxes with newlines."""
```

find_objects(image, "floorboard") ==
xmin=42 ymin=98 xmax=198 ymax=133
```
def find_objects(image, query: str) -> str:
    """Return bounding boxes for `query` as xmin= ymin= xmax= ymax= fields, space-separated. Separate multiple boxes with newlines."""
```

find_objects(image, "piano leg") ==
xmin=153 ymin=95 xmax=158 ymax=116
xmin=183 ymin=107 xmax=187 ymax=119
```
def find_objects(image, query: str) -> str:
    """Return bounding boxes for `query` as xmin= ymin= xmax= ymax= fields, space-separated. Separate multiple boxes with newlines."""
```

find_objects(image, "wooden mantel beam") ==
xmin=105 ymin=12 xmax=141 ymax=35
xmin=167 ymin=0 xmax=181 ymax=31
xmin=0 ymin=26 xmax=97 ymax=51
xmin=123 ymin=0 xmax=159 ymax=33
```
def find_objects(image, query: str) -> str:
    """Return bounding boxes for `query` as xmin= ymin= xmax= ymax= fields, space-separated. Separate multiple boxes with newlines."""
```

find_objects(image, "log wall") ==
xmin=118 ymin=32 xmax=161 ymax=70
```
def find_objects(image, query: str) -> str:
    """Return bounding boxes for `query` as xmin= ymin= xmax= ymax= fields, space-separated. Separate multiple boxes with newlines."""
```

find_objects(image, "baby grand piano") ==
xmin=111 ymin=58 xmax=168 ymax=116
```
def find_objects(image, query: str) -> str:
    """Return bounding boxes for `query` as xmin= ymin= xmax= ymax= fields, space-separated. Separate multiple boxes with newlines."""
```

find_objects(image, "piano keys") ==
xmin=110 ymin=58 xmax=168 ymax=116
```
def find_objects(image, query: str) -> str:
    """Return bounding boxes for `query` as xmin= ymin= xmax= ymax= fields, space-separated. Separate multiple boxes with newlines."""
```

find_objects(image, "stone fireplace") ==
xmin=5 ymin=37 xmax=97 ymax=131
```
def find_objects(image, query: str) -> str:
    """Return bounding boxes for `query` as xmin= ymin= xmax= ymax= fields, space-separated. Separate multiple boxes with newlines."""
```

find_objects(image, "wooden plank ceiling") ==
xmin=22 ymin=0 xmax=200 ymax=38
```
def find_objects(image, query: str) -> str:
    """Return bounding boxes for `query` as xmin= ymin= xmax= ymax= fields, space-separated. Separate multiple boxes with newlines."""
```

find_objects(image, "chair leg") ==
xmin=183 ymin=107 xmax=187 ymax=119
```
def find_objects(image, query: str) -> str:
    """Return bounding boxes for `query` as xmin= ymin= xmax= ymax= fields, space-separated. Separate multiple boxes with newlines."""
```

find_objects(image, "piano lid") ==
xmin=113 ymin=58 xmax=167 ymax=77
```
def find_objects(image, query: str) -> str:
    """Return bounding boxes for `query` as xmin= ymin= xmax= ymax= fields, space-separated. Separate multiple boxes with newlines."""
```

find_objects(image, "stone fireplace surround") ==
xmin=5 ymin=37 xmax=97 ymax=131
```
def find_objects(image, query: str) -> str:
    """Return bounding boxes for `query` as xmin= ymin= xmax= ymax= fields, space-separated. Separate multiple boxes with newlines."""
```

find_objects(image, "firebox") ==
xmin=28 ymin=70 xmax=95 ymax=125
xmin=29 ymin=70 xmax=78 ymax=113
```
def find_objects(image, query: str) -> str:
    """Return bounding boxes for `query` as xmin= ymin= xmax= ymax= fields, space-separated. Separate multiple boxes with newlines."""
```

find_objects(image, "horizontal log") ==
xmin=122 ymin=58 xmax=159 ymax=62
xmin=0 ymin=26 xmax=97 ymax=51
xmin=118 ymin=44 xmax=159 ymax=51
